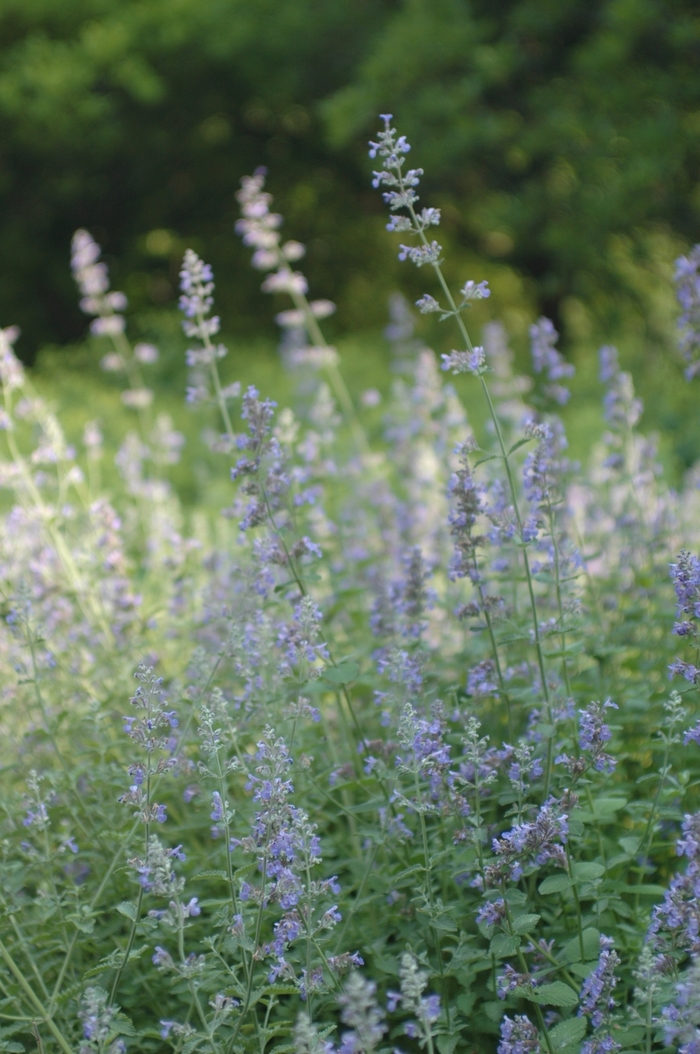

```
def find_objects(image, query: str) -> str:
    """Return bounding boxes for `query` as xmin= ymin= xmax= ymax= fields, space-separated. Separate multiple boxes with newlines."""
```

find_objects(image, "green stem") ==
xmin=228 ymin=859 xmax=267 ymax=1053
xmin=109 ymin=765 xmax=152 ymax=1005
xmin=403 ymin=187 xmax=553 ymax=748
xmin=565 ymin=844 xmax=586 ymax=961
xmin=501 ymin=901 xmax=556 ymax=1054
xmin=413 ymin=770 xmax=451 ymax=1031
xmin=0 ymin=938 xmax=74 ymax=1054
xmin=287 ymin=286 xmax=370 ymax=458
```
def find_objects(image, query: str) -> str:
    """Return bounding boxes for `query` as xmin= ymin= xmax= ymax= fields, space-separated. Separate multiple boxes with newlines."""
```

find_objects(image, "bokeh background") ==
xmin=1 ymin=0 xmax=699 ymax=485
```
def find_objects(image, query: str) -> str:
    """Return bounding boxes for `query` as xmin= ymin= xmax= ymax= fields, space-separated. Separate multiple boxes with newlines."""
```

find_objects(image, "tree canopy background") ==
xmin=1 ymin=0 xmax=700 ymax=458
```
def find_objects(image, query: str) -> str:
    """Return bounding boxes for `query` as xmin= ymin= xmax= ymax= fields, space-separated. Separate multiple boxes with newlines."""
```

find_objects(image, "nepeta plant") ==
xmin=0 ymin=111 xmax=699 ymax=1054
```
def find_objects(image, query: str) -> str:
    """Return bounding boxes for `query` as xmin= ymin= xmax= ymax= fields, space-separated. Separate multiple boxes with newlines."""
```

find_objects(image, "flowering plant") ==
xmin=0 ymin=113 xmax=698 ymax=1054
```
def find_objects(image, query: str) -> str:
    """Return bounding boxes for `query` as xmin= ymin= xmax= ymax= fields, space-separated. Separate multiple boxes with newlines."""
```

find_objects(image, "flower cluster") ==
xmin=232 ymin=730 xmax=348 ymax=991
xmin=529 ymin=317 xmax=574 ymax=405
xmin=229 ymin=385 xmax=290 ymax=530
xmin=118 ymin=664 xmax=178 ymax=826
xmin=660 ymin=956 xmax=700 ymax=1054
xmin=277 ymin=597 xmax=330 ymax=676
xmin=236 ymin=170 xmax=337 ymax=360
xmin=557 ymin=700 xmax=618 ymax=776
xmin=489 ymin=797 xmax=569 ymax=882
xmin=599 ymin=346 xmax=643 ymax=434
xmin=78 ymin=986 xmax=125 ymax=1054
xmin=71 ymin=229 xmax=127 ymax=337
xmin=675 ymin=245 xmax=700 ymax=379
xmin=497 ymin=1015 xmax=541 ymax=1054
xmin=648 ymin=811 xmax=700 ymax=959
xmin=387 ymin=952 xmax=441 ymax=1046
xmin=578 ymin=936 xmax=621 ymax=1054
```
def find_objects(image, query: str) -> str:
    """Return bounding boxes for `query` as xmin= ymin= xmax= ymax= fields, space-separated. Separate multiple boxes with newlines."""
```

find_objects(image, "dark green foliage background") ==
xmin=1 ymin=0 xmax=699 ymax=356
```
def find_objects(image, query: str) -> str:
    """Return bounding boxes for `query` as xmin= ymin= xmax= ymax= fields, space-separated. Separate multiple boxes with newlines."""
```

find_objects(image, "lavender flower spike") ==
xmin=71 ymin=229 xmax=127 ymax=337
xmin=497 ymin=1015 xmax=541 ymax=1054
xmin=675 ymin=245 xmax=700 ymax=378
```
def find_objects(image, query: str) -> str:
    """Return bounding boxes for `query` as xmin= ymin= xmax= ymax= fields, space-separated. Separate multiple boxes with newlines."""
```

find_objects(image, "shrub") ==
xmin=0 ymin=115 xmax=700 ymax=1054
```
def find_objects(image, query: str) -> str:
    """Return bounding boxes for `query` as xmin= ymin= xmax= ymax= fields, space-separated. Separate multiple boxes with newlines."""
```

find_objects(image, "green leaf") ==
xmin=490 ymin=933 xmax=520 ymax=958
xmin=549 ymin=1017 xmax=587 ymax=1050
xmin=116 ymin=901 xmax=137 ymax=921
xmin=507 ymin=437 xmax=532 ymax=455
xmin=592 ymin=797 xmax=627 ymax=815
xmin=484 ymin=1000 xmax=505 ymax=1023
xmin=437 ymin=1035 xmax=461 ymax=1054
xmin=614 ymin=1027 xmax=645 ymax=1049
xmin=572 ymin=862 xmax=606 ymax=882
xmin=474 ymin=454 xmax=500 ymax=467
xmin=539 ymin=875 xmax=571 ymax=895
xmin=322 ymin=662 xmax=359 ymax=684
xmin=562 ymin=928 xmax=600 ymax=964
xmin=605 ymin=882 xmax=667 ymax=896
xmin=618 ymin=836 xmax=641 ymax=854
xmin=112 ymin=1015 xmax=137 ymax=1038
xmin=196 ymin=869 xmax=229 ymax=880
xmin=456 ymin=992 xmax=476 ymax=1015
xmin=569 ymin=961 xmax=598 ymax=978
xmin=533 ymin=982 xmax=579 ymax=1008
xmin=513 ymin=913 xmax=541 ymax=934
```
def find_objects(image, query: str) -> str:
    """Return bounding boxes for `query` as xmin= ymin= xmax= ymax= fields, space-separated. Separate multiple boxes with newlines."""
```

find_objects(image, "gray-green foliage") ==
xmin=1 ymin=137 xmax=700 ymax=1054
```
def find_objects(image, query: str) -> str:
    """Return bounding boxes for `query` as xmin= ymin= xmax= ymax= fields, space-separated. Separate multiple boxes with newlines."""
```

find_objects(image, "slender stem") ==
xmin=403 ymin=191 xmax=552 ymax=730
xmin=501 ymin=900 xmax=556 ymax=1054
xmin=545 ymin=500 xmax=573 ymax=699
xmin=565 ymin=844 xmax=586 ymax=961
xmin=109 ymin=764 xmax=152 ymax=1004
xmin=0 ymin=938 xmax=74 ymax=1054
xmin=412 ymin=770 xmax=451 ymax=1030
xmin=228 ymin=858 xmax=267 ymax=1053
xmin=470 ymin=551 xmax=512 ymax=736
xmin=287 ymin=285 xmax=370 ymax=458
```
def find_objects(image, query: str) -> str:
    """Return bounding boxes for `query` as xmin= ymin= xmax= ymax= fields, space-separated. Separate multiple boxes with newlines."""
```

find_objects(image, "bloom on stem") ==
xmin=71 ymin=229 xmax=127 ymax=336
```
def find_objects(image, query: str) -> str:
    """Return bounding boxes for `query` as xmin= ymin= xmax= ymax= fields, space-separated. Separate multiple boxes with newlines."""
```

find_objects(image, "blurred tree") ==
xmin=0 ymin=0 xmax=698 ymax=359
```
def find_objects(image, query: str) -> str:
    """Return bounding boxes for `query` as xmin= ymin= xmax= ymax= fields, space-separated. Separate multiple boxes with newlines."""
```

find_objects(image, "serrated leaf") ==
xmin=549 ymin=1017 xmax=587 ymax=1049
xmin=533 ymin=982 xmax=579 ymax=1008
xmin=112 ymin=1015 xmax=136 ymax=1037
xmin=507 ymin=437 xmax=532 ymax=455
xmin=437 ymin=1036 xmax=461 ymax=1054
xmin=474 ymin=454 xmax=500 ymax=467
xmin=614 ymin=1027 xmax=645 ymax=1049
xmin=116 ymin=901 xmax=137 ymax=921
xmin=569 ymin=961 xmax=597 ymax=978
xmin=456 ymin=992 xmax=476 ymax=1015
xmin=393 ymin=864 xmax=425 ymax=883
xmin=572 ymin=862 xmax=606 ymax=882
xmin=539 ymin=875 xmax=571 ymax=895
xmin=484 ymin=1000 xmax=505 ymax=1022
xmin=562 ymin=928 xmax=600 ymax=964
xmin=322 ymin=663 xmax=359 ymax=685
xmin=428 ymin=914 xmax=458 ymax=932
xmin=196 ymin=870 xmax=229 ymax=880
xmin=618 ymin=836 xmax=641 ymax=854
xmin=490 ymin=933 xmax=520 ymax=958
xmin=513 ymin=913 xmax=541 ymax=934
